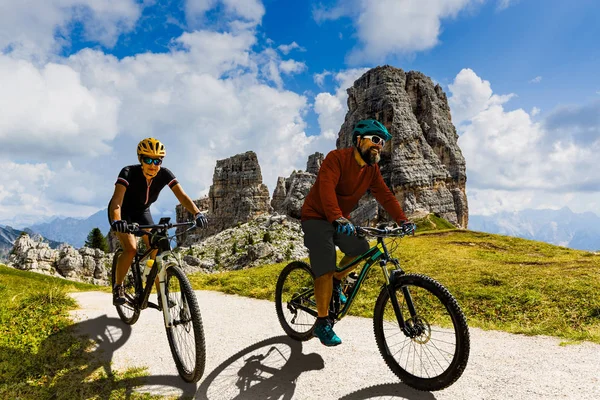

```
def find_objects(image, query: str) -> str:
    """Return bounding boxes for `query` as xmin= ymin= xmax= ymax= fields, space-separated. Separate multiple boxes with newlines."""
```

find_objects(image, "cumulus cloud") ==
xmin=0 ymin=0 xmax=141 ymax=59
xmin=449 ymin=69 xmax=600 ymax=215
xmin=314 ymin=0 xmax=478 ymax=63
xmin=279 ymin=59 xmax=307 ymax=75
xmin=531 ymin=106 xmax=540 ymax=116
xmin=0 ymin=55 xmax=120 ymax=159
xmin=277 ymin=41 xmax=305 ymax=55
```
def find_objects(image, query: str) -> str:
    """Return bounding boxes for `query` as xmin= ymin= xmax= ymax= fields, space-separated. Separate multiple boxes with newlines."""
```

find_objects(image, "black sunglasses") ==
xmin=142 ymin=157 xmax=163 ymax=166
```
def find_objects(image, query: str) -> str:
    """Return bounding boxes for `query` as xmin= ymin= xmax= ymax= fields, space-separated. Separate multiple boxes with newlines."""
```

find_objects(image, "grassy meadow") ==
xmin=0 ymin=265 xmax=161 ymax=400
xmin=1 ymin=218 xmax=599 ymax=398
xmin=188 ymin=228 xmax=600 ymax=344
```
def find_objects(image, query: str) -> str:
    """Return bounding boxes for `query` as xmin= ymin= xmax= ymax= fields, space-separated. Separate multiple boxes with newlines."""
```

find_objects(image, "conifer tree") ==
xmin=85 ymin=227 xmax=109 ymax=252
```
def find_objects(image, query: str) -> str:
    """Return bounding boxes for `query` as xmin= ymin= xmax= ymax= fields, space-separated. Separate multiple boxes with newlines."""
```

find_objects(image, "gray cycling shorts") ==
xmin=301 ymin=219 xmax=370 ymax=278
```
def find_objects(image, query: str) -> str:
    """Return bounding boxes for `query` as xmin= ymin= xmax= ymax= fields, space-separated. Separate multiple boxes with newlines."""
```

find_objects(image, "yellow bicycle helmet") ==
xmin=137 ymin=138 xmax=166 ymax=160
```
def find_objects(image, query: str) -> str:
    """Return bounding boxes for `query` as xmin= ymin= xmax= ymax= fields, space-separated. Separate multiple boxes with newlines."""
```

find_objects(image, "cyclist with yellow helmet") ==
xmin=108 ymin=138 xmax=208 ymax=306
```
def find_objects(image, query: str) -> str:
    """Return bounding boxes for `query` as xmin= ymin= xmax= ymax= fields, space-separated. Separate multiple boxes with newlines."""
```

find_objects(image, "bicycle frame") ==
xmin=332 ymin=235 xmax=403 ymax=320
xmin=126 ymin=221 xmax=194 ymax=329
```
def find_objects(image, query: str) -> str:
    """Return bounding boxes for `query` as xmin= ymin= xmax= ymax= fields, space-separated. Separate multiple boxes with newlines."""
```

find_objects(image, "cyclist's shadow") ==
xmin=196 ymin=336 xmax=324 ymax=400
xmin=41 ymin=314 xmax=196 ymax=399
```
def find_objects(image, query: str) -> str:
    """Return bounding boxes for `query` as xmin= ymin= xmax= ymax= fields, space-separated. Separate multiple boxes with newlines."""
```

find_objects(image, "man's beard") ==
xmin=359 ymin=146 xmax=381 ymax=165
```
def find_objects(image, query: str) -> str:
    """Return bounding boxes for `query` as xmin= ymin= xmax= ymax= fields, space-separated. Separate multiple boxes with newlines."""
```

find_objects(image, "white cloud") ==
xmin=0 ymin=0 xmax=141 ymax=59
xmin=314 ymin=0 xmax=478 ymax=63
xmin=277 ymin=41 xmax=305 ymax=55
xmin=531 ymin=107 xmax=540 ymax=116
xmin=448 ymin=68 xmax=514 ymax=125
xmin=185 ymin=0 xmax=265 ymax=29
xmin=279 ymin=59 xmax=307 ymax=75
xmin=529 ymin=76 xmax=542 ymax=83
xmin=0 ymin=55 xmax=120 ymax=159
xmin=496 ymin=0 xmax=519 ymax=11
xmin=314 ymin=71 xmax=332 ymax=87
xmin=450 ymin=68 xmax=600 ymax=215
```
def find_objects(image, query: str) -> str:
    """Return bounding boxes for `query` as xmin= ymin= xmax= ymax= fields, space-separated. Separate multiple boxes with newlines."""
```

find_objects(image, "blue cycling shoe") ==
xmin=313 ymin=318 xmax=342 ymax=346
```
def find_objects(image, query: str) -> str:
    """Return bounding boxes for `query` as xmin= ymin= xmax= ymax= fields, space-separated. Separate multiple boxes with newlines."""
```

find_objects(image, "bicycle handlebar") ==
xmin=356 ymin=222 xmax=417 ymax=238
xmin=126 ymin=221 xmax=196 ymax=236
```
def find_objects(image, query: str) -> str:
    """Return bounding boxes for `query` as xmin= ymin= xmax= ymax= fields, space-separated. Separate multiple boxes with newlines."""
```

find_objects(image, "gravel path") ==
xmin=68 ymin=290 xmax=600 ymax=400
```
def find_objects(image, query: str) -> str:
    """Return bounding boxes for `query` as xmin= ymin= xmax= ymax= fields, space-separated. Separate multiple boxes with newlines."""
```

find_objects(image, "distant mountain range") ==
xmin=25 ymin=209 xmax=110 ymax=249
xmin=0 ymin=226 xmax=63 ymax=259
xmin=469 ymin=207 xmax=600 ymax=251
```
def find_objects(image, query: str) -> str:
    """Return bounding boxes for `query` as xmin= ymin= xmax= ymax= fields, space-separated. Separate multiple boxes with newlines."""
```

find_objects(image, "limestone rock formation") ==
xmin=337 ymin=66 xmax=468 ymax=227
xmin=8 ymin=234 xmax=111 ymax=285
xmin=306 ymin=152 xmax=324 ymax=175
xmin=177 ymin=151 xmax=272 ymax=245
xmin=177 ymin=214 xmax=308 ymax=273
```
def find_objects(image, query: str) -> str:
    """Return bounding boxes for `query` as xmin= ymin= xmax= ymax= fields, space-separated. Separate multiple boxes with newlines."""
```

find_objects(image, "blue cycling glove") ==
xmin=333 ymin=217 xmax=355 ymax=236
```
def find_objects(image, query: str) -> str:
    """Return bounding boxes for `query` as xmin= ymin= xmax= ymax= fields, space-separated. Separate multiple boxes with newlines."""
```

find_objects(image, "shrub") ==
xmin=84 ymin=228 xmax=109 ymax=252
xmin=232 ymin=241 xmax=238 ymax=254
xmin=263 ymin=232 xmax=272 ymax=243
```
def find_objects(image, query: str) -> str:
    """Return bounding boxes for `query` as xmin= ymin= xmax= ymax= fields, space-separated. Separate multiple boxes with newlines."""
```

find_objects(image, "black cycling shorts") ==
xmin=301 ymin=219 xmax=369 ymax=278
xmin=107 ymin=206 xmax=154 ymax=226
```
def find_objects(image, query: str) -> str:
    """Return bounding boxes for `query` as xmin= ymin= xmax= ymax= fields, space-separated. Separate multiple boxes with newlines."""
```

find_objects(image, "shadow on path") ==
xmin=339 ymin=383 xmax=437 ymax=400
xmin=196 ymin=336 xmax=324 ymax=400
xmin=1 ymin=314 xmax=199 ymax=399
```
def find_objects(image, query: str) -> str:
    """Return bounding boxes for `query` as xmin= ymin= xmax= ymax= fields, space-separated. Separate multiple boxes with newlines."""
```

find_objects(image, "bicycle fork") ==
xmin=381 ymin=263 xmax=422 ymax=338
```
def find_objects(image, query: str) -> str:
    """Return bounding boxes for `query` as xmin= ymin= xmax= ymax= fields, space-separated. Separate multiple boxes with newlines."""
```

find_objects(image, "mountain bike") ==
xmin=275 ymin=223 xmax=470 ymax=391
xmin=110 ymin=217 xmax=205 ymax=383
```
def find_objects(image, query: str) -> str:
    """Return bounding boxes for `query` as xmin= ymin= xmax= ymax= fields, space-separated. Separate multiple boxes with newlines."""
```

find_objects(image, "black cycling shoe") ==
xmin=113 ymin=284 xmax=126 ymax=306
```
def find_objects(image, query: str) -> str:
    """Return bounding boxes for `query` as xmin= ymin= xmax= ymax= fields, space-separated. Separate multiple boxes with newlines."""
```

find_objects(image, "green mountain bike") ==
xmin=275 ymin=224 xmax=470 ymax=391
xmin=110 ymin=217 xmax=205 ymax=383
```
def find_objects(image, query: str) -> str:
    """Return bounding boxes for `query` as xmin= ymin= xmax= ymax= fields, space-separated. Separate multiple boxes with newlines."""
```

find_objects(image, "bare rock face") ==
xmin=178 ymin=151 xmax=272 ymax=245
xmin=306 ymin=152 xmax=324 ymax=175
xmin=271 ymin=171 xmax=317 ymax=219
xmin=337 ymin=66 xmax=468 ymax=227
xmin=9 ymin=234 xmax=111 ymax=285
xmin=271 ymin=152 xmax=324 ymax=219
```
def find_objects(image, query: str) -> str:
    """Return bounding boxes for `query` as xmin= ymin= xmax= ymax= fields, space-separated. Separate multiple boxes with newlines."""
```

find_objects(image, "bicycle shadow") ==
xmin=338 ymin=383 xmax=437 ymax=400
xmin=0 ymin=314 xmax=198 ymax=399
xmin=69 ymin=314 xmax=198 ymax=399
xmin=195 ymin=335 xmax=324 ymax=400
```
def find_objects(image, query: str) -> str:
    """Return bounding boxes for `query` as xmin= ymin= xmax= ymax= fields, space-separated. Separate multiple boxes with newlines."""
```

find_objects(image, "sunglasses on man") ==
xmin=362 ymin=135 xmax=385 ymax=146
xmin=142 ymin=157 xmax=163 ymax=166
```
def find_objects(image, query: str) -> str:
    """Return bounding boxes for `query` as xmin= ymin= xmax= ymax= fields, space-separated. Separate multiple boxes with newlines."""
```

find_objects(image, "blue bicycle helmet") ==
xmin=352 ymin=119 xmax=392 ymax=145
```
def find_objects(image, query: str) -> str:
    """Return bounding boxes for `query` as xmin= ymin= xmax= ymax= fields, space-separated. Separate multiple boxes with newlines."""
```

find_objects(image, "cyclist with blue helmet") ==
xmin=301 ymin=119 xmax=410 ymax=346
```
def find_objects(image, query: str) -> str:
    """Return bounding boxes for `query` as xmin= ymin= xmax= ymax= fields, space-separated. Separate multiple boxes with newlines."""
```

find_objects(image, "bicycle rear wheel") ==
xmin=111 ymin=250 xmax=140 ymax=325
xmin=275 ymin=261 xmax=317 ymax=341
xmin=373 ymin=273 xmax=470 ymax=391
xmin=163 ymin=264 xmax=206 ymax=383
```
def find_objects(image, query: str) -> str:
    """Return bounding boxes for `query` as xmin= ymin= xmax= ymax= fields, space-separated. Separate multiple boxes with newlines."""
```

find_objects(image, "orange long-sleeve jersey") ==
xmin=301 ymin=147 xmax=407 ymax=223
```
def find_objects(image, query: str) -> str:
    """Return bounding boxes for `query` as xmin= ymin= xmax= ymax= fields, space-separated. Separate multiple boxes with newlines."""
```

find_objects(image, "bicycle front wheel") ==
xmin=275 ymin=261 xmax=318 ymax=341
xmin=111 ymin=250 xmax=140 ymax=325
xmin=163 ymin=265 xmax=206 ymax=383
xmin=373 ymin=273 xmax=470 ymax=391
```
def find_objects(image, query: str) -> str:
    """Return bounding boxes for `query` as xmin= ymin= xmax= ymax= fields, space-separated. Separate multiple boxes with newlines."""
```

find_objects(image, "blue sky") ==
xmin=0 ymin=0 xmax=599 ymax=227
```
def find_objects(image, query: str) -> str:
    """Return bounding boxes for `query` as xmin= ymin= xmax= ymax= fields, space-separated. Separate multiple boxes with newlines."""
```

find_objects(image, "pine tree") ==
xmin=85 ymin=227 xmax=109 ymax=252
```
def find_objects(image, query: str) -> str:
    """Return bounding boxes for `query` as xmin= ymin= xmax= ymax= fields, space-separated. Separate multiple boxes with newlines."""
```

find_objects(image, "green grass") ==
xmin=0 ymin=265 xmax=165 ymax=400
xmin=188 ymin=229 xmax=600 ymax=344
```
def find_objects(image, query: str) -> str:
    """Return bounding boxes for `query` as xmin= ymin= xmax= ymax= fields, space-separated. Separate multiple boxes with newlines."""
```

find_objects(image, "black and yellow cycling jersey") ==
xmin=108 ymin=164 xmax=178 ymax=224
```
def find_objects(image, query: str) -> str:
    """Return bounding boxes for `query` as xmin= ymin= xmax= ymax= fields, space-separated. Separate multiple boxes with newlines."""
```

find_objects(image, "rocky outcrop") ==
xmin=271 ymin=152 xmax=325 ymax=218
xmin=177 ymin=214 xmax=308 ymax=273
xmin=8 ymin=234 xmax=111 ymax=285
xmin=177 ymin=151 xmax=272 ymax=245
xmin=336 ymin=66 xmax=468 ymax=227
xmin=306 ymin=152 xmax=324 ymax=175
